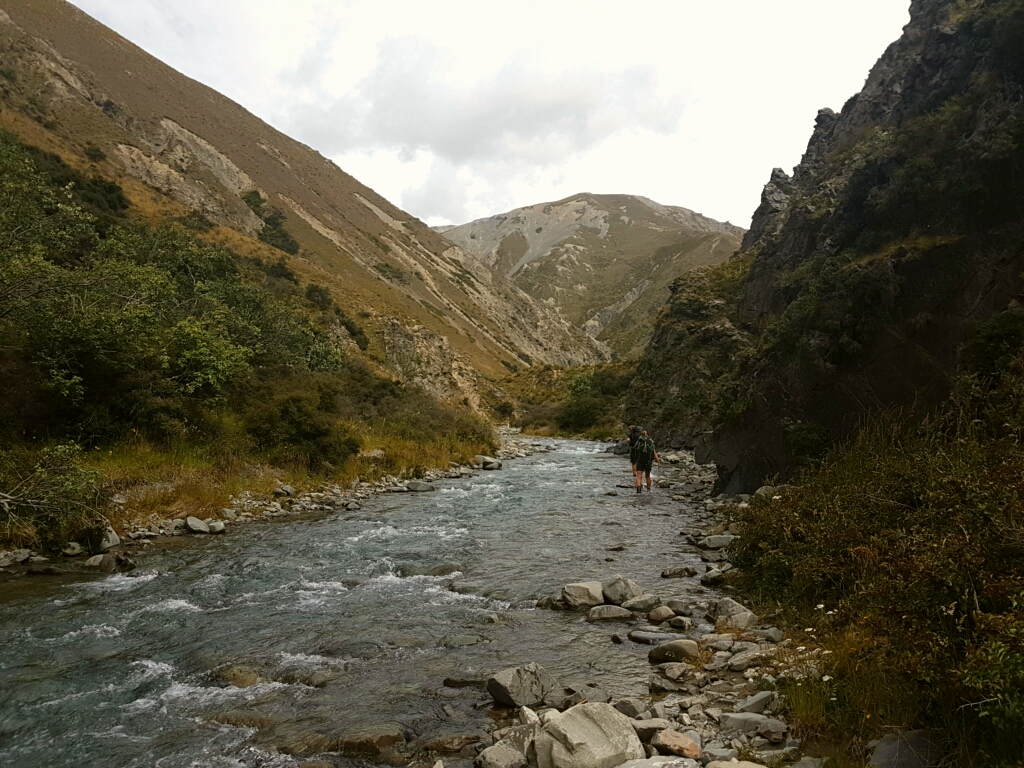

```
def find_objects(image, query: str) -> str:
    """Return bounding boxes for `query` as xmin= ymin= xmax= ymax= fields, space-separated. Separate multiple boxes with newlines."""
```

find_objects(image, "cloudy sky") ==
xmin=70 ymin=1 xmax=909 ymax=228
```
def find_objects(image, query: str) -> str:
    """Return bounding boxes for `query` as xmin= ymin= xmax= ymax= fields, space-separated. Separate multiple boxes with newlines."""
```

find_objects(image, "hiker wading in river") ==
xmin=627 ymin=424 xmax=643 ymax=483
xmin=634 ymin=429 xmax=661 ymax=493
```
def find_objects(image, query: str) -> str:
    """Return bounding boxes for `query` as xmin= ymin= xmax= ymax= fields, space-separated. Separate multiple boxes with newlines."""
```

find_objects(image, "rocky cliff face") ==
xmin=441 ymin=194 xmax=743 ymax=358
xmin=0 ymin=0 xmax=605 ymax=404
xmin=633 ymin=0 xmax=1024 ymax=490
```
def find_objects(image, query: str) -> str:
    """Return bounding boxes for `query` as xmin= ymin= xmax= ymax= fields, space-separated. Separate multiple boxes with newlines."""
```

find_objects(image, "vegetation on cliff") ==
xmin=481 ymin=362 xmax=635 ymax=439
xmin=0 ymin=130 xmax=493 ymax=550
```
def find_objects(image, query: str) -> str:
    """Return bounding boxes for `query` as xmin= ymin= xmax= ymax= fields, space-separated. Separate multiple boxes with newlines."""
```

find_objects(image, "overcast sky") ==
xmin=69 ymin=1 xmax=910 ymax=228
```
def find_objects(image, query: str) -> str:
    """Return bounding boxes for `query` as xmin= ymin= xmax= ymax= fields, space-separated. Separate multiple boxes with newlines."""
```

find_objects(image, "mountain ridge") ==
xmin=439 ymin=192 xmax=744 ymax=358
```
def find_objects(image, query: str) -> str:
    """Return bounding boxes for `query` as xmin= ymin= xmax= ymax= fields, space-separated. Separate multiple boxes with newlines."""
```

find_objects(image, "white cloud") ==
xmin=69 ymin=0 xmax=911 ymax=227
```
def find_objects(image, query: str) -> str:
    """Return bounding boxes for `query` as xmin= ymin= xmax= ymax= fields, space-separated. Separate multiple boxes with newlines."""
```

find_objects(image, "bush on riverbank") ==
xmin=732 ymin=310 xmax=1024 ymax=765
xmin=0 ymin=129 xmax=494 ymax=550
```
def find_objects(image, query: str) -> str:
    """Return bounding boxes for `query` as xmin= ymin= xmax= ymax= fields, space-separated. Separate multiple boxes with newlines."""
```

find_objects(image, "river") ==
xmin=0 ymin=439 xmax=719 ymax=768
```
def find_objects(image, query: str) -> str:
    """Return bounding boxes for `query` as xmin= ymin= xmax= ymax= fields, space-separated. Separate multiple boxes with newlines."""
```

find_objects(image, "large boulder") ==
xmin=487 ymin=663 xmax=560 ymax=708
xmin=534 ymin=703 xmax=644 ymax=768
xmin=621 ymin=594 xmax=661 ymax=612
xmin=650 ymin=730 xmax=700 ymax=759
xmin=602 ymin=575 xmax=643 ymax=605
xmin=186 ymin=516 xmax=210 ymax=534
xmin=561 ymin=582 xmax=604 ymax=610
xmin=99 ymin=525 xmax=120 ymax=550
xmin=476 ymin=741 xmax=527 ymax=768
xmin=587 ymin=605 xmax=632 ymax=622
xmin=648 ymin=640 xmax=699 ymax=664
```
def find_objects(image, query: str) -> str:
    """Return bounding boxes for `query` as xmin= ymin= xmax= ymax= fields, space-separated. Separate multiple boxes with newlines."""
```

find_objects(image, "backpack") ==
xmin=635 ymin=435 xmax=655 ymax=464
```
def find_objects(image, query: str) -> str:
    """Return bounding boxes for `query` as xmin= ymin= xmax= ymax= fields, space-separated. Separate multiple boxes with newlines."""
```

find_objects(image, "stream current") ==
xmin=0 ymin=440 xmax=716 ymax=768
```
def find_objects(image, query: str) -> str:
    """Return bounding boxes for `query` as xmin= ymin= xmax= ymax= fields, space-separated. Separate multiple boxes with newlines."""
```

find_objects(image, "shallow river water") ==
xmin=0 ymin=440 xmax=717 ymax=768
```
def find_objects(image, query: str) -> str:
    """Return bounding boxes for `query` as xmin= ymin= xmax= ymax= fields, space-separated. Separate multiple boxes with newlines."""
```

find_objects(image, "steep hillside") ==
xmin=440 ymin=194 xmax=743 ymax=357
xmin=631 ymin=0 xmax=1024 ymax=491
xmin=0 ymin=0 xmax=606 ymax=405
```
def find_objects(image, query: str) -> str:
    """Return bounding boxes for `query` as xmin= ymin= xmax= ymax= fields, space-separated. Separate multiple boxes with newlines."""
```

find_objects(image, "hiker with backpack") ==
xmin=633 ymin=429 xmax=661 ymax=493
xmin=627 ymin=424 xmax=643 ymax=482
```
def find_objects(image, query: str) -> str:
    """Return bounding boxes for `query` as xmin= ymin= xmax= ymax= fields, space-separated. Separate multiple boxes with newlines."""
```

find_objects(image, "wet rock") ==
xmin=602 ymin=575 xmax=644 ymax=605
xmin=534 ymin=702 xmax=644 ymax=768
xmin=561 ymin=582 xmax=604 ymax=610
xmin=279 ymin=733 xmax=336 ymax=757
xmin=407 ymin=480 xmax=437 ymax=492
xmin=208 ymin=521 xmax=226 ymax=534
xmin=661 ymin=566 xmax=697 ymax=579
xmin=186 ymin=516 xmax=210 ymax=534
xmin=212 ymin=710 xmax=276 ymax=730
xmin=699 ymin=569 xmax=724 ymax=586
xmin=631 ymin=718 xmax=673 ymax=742
xmin=487 ymin=663 xmax=560 ymax=708
xmin=424 ymin=735 xmax=481 ymax=752
xmin=100 ymin=525 xmax=120 ymax=551
xmin=587 ymin=605 xmax=633 ymax=622
xmin=648 ymin=606 xmax=675 ymax=623
xmin=668 ymin=617 xmax=693 ymax=631
xmin=622 ymin=594 xmax=661 ymax=613
xmin=648 ymin=640 xmax=699 ymax=664
xmin=443 ymin=675 xmax=487 ymax=689
xmin=62 ymin=542 xmax=83 ymax=557
xmin=26 ymin=565 xmax=63 ymax=576
xmin=627 ymin=630 xmax=690 ymax=645
xmin=220 ymin=666 xmax=260 ymax=687
xmin=476 ymin=741 xmax=527 ymax=768
xmin=869 ymin=730 xmax=942 ymax=768
xmin=337 ymin=723 xmax=406 ymax=755
xmin=665 ymin=599 xmax=693 ymax=615
xmin=650 ymin=730 xmax=700 ymax=759
xmin=736 ymin=691 xmax=774 ymax=714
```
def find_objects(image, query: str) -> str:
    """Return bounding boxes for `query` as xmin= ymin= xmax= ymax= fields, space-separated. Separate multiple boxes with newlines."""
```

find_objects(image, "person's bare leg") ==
xmin=646 ymin=470 xmax=653 ymax=490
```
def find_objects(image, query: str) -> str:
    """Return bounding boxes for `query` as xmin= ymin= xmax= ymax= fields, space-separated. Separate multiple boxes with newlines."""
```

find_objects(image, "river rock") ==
xmin=698 ymin=535 xmax=735 ymax=550
xmin=424 ymin=735 xmax=481 ymax=752
xmin=648 ymin=640 xmax=699 ymax=664
xmin=62 ymin=542 xmax=83 ymax=556
xmin=612 ymin=698 xmax=647 ymax=718
xmin=186 ymin=516 xmax=210 ymax=534
xmin=519 ymin=707 xmax=540 ymax=725
xmin=407 ymin=480 xmax=437 ymax=492
xmin=337 ymin=723 xmax=406 ymax=755
xmin=476 ymin=741 xmax=527 ymax=768
xmin=587 ymin=605 xmax=632 ymax=622
xmin=388 ymin=486 xmax=410 ymax=493
xmin=869 ymin=730 xmax=942 ymax=768
xmin=220 ymin=666 xmax=260 ymax=687
xmin=561 ymin=582 xmax=604 ymax=610
xmin=631 ymin=718 xmax=673 ymax=742
xmin=668 ymin=617 xmax=693 ymax=630
xmin=719 ymin=611 xmax=756 ymax=630
xmin=534 ymin=703 xmax=644 ymax=768
xmin=736 ymin=691 xmax=774 ymax=714
xmin=208 ymin=521 xmax=226 ymax=534
xmin=627 ymin=630 xmax=690 ymax=645
xmin=487 ymin=663 xmax=559 ymax=708
xmin=661 ymin=566 xmax=697 ymax=578
xmin=728 ymin=648 xmax=771 ymax=671
xmin=756 ymin=717 xmax=787 ymax=743
xmin=706 ymin=762 xmax=766 ymax=768
xmin=650 ymin=730 xmax=700 ymax=759
xmin=622 ymin=594 xmax=661 ymax=612
xmin=619 ymin=758 xmax=699 ymax=768
xmin=648 ymin=606 xmax=674 ymax=623
xmin=700 ymin=569 xmax=724 ymax=586
xmin=602 ymin=575 xmax=643 ymax=605
xmin=718 ymin=712 xmax=767 ymax=733
xmin=100 ymin=525 xmax=120 ymax=550
xmin=219 ymin=508 xmax=238 ymax=520
xmin=273 ymin=484 xmax=296 ymax=497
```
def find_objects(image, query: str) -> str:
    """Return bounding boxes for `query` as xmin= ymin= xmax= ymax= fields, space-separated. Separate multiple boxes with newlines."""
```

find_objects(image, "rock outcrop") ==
xmin=633 ymin=0 xmax=1024 ymax=490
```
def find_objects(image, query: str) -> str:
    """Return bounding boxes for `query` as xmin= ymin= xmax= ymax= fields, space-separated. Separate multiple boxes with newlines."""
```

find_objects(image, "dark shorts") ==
xmin=637 ymin=459 xmax=653 ymax=473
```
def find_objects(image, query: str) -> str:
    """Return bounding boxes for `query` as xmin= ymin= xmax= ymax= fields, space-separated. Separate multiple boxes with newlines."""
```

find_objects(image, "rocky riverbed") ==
xmin=0 ymin=434 xmax=871 ymax=768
